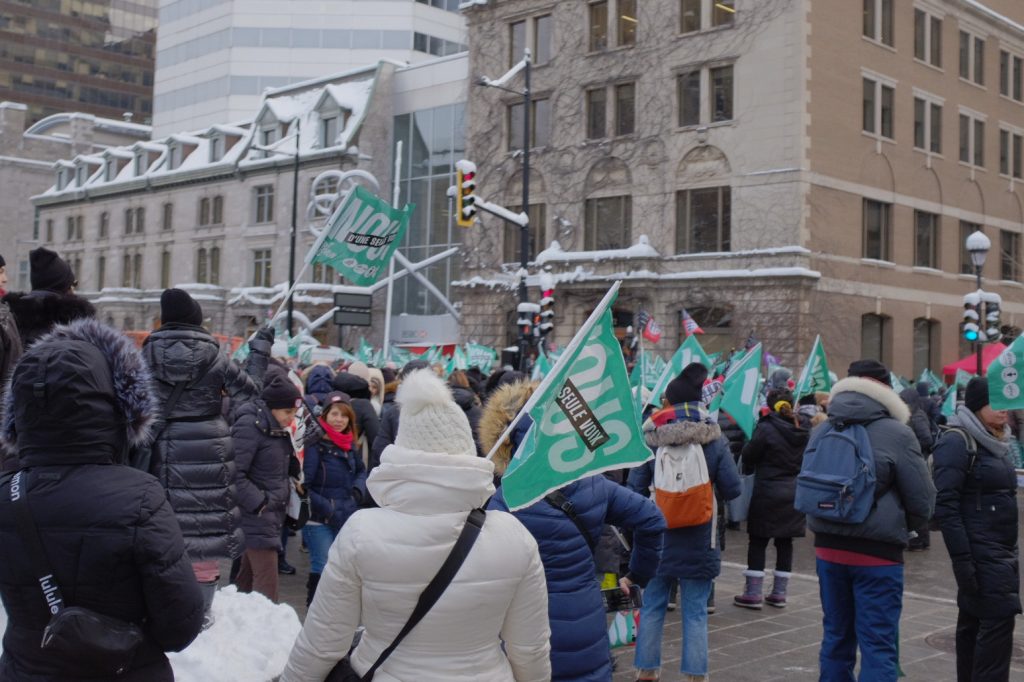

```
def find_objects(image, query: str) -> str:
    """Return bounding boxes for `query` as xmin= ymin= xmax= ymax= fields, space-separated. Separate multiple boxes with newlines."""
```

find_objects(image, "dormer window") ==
xmin=258 ymin=125 xmax=280 ymax=158
xmin=134 ymin=152 xmax=149 ymax=176
xmin=168 ymin=144 xmax=182 ymax=170
xmin=55 ymin=168 xmax=69 ymax=190
xmin=321 ymin=115 xmax=339 ymax=148
xmin=105 ymin=159 xmax=117 ymax=181
xmin=75 ymin=165 xmax=88 ymax=186
xmin=210 ymin=135 xmax=224 ymax=162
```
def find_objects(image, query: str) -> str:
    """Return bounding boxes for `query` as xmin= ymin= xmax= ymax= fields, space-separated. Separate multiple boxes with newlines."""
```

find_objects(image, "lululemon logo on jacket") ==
xmin=9 ymin=471 xmax=21 ymax=501
xmin=39 ymin=575 xmax=62 ymax=614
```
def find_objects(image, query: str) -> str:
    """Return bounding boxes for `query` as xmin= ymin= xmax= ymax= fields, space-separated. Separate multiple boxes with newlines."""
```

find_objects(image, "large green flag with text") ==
xmin=987 ymin=336 xmax=1024 ymax=410
xmin=718 ymin=344 xmax=763 ymax=439
xmin=794 ymin=335 xmax=832 ymax=399
xmin=500 ymin=283 xmax=649 ymax=511
xmin=646 ymin=335 xmax=712 ymax=407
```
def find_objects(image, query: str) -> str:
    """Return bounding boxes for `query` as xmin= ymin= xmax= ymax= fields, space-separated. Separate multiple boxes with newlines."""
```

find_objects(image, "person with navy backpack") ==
xmin=797 ymin=359 xmax=934 ymax=681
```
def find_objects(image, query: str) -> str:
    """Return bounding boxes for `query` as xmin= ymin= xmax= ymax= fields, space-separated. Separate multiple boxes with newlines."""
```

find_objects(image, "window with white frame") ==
xmin=913 ymin=93 xmax=942 ymax=153
xmin=959 ymin=110 xmax=985 ymax=167
xmin=104 ymin=159 xmax=117 ymax=181
xmin=75 ymin=165 xmax=88 ymax=186
xmin=254 ymin=185 xmax=275 ymax=223
xmin=913 ymin=8 xmax=942 ymax=67
xmin=999 ymin=126 xmax=1023 ymax=179
xmin=680 ymin=0 xmax=734 ymax=34
xmin=588 ymin=0 xmax=636 ymax=51
xmin=133 ymin=152 xmax=149 ymax=176
xmin=252 ymin=249 xmax=273 ymax=287
xmin=960 ymin=221 xmax=981 ymax=274
xmin=959 ymin=30 xmax=985 ymax=85
xmin=999 ymin=49 xmax=1023 ymax=102
xmin=167 ymin=144 xmax=181 ymax=170
xmin=862 ymin=74 xmax=895 ymax=140
xmin=209 ymin=135 xmax=225 ymax=162
xmin=677 ymin=63 xmax=734 ymax=127
xmin=257 ymin=124 xmax=280 ymax=158
xmin=863 ymin=0 xmax=893 ymax=47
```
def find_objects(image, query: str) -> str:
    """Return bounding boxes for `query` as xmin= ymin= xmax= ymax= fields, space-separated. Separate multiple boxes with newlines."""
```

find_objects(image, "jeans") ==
xmin=634 ymin=576 xmax=712 ymax=676
xmin=302 ymin=523 xmax=338 ymax=575
xmin=955 ymin=609 xmax=1016 ymax=682
xmin=747 ymin=535 xmax=794 ymax=572
xmin=816 ymin=558 xmax=903 ymax=682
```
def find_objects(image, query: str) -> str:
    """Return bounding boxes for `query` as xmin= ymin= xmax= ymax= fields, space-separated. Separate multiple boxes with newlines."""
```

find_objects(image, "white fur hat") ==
xmin=395 ymin=369 xmax=476 ymax=456
xmin=346 ymin=360 xmax=370 ymax=381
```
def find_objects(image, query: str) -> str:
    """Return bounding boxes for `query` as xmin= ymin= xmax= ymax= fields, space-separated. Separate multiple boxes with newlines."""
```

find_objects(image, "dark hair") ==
xmin=448 ymin=370 xmax=470 ymax=389
xmin=767 ymin=388 xmax=797 ymax=425
xmin=322 ymin=400 xmax=358 ymax=440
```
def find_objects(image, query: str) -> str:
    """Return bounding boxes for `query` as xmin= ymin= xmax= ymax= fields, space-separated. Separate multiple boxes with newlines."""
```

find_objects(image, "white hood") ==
xmin=367 ymin=444 xmax=495 ymax=515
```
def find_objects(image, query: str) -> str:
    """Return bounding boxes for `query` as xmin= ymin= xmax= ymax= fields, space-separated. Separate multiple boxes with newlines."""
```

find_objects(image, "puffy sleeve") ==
xmin=499 ymin=528 xmax=552 ymax=682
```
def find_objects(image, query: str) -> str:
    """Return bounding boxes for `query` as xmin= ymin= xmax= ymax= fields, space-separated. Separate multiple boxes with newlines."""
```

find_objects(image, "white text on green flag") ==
xmin=646 ymin=335 xmax=712 ymax=407
xmin=987 ymin=335 xmax=1024 ymax=410
xmin=718 ymin=344 xmax=763 ymax=439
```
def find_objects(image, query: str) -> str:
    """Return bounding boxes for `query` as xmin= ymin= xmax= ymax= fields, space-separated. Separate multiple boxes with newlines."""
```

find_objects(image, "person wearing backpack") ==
xmin=799 ymin=360 xmax=934 ymax=682
xmin=627 ymin=363 xmax=742 ymax=682
xmin=932 ymin=377 xmax=1020 ymax=682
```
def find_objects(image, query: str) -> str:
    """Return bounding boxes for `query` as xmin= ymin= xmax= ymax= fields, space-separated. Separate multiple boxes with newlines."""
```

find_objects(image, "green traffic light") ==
xmin=964 ymin=330 xmax=979 ymax=341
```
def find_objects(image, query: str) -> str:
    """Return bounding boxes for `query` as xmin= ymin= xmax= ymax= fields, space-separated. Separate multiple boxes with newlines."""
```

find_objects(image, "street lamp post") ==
xmin=966 ymin=230 xmax=991 ymax=375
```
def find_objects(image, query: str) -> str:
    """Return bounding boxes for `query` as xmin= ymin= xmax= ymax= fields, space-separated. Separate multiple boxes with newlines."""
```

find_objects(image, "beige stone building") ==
xmin=457 ymin=0 xmax=1024 ymax=377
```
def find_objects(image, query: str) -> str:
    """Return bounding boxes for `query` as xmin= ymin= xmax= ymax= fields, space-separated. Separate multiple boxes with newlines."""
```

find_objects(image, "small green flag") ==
xmin=357 ymin=337 xmax=374 ymax=363
xmin=500 ymin=283 xmax=649 ymax=511
xmin=232 ymin=341 xmax=250 ymax=363
xmin=986 ymin=336 xmax=1024 ymax=410
xmin=794 ymin=335 xmax=832 ymax=400
xmin=717 ymin=344 xmax=764 ymax=439
xmin=954 ymin=368 xmax=974 ymax=389
xmin=890 ymin=372 xmax=909 ymax=392
xmin=941 ymin=385 xmax=957 ymax=417
xmin=646 ymin=335 xmax=712 ymax=407
xmin=465 ymin=343 xmax=497 ymax=374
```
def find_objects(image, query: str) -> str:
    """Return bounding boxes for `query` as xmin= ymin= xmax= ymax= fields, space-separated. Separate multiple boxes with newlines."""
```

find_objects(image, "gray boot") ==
xmin=732 ymin=570 xmax=764 ymax=609
xmin=765 ymin=571 xmax=791 ymax=608
xmin=198 ymin=580 xmax=218 ymax=630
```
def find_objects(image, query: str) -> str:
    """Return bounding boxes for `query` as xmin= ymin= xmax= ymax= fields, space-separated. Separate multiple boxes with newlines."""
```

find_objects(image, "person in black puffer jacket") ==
xmin=2 ymin=247 xmax=94 ymax=350
xmin=933 ymin=378 xmax=1021 ymax=682
xmin=232 ymin=375 xmax=302 ymax=603
xmin=448 ymin=370 xmax=483 ymax=456
xmin=734 ymin=390 xmax=809 ymax=610
xmin=0 ymin=318 xmax=203 ymax=682
xmin=332 ymin=369 xmax=379 ymax=468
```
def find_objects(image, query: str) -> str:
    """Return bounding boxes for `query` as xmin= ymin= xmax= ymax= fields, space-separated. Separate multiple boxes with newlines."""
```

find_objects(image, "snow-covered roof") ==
xmin=24 ymin=111 xmax=151 ymax=139
xmin=73 ymin=154 xmax=104 ymax=166
xmin=204 ymin=124 xmax=248 ymax=138
xmin=535 ymin=235 xmax=660 ymax=264
xmin=101 ymin=148 xmax=134 ymax=160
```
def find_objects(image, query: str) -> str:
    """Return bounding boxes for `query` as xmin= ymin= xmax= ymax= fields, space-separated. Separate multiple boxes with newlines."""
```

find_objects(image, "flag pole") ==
xmin=382 ymin=141 xmax=402 ymax=356
xmin=486 ymin=280 xmax=621 ymax=461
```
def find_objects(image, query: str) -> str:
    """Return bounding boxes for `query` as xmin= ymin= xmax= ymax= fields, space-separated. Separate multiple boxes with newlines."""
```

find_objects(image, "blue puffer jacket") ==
xmin=628 ymin=403 xmax=741 ymax=580
xmin=489 ymin=475 xmax=664 ymax=682
xmin=303 ymin=433 xmax=368 ymax=532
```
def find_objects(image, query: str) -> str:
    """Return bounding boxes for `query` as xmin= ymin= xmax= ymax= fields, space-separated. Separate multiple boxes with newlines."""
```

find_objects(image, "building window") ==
xmin=213 ymin=195 xmax=224 ymax=224
xmin=959 ymin=31 xmax=985 ymax=85
xmin=312 ymin=262 xmax=339 ymax=284
xmin=860 ymin=313 xmax=892 ymax=365
xmin=1001 ymin=230 xmax=1020 ymax=281
xmin=676 ymin=186 xmax=731 ymax=254
xmin=712 ymin=0 xmax=734 ymax=27
xmin=160 ymin=249 xmax=171 ymax=289
xmin=999 ymin=50 xmax=1023 ymax=101
xmin=680 ymin=0 xmax=701 ymax=33
xmin=124 ymin=208 xmax=134 ymax=234
xmin=913 ymin=96 xmax=942 ymax=154
xmin=135 ymin=207 xmax=145 ymax=233
xmin=196 ymin=247 xmax=208 ymax=283
xmin=97 ymin=255 xmax=105 ymax=290
xmin=618 ymin=0 xmax=637 ymax=46
xmin=586 ymin=88 xmax=607 ymax=139
xmin=252 ymin=249 xmax=273 ymax=287
xmin=585 ymin=195 xmax=632 ymax=250
xmin=863 ymin=199 xmax=892 ymax=261
xmin=589 ymin=1 xmax=608 ymax=51
xmin=681 ymin=0 xmax=734 ymax=33
xmin=999 ymin=128 xmax=1023 ymax=179
xmin=321 ymin=115 xmax=339 ymax=148
xmin=99 ymin=212 xmax=109 ymax=239
xmin=65 ymin=216 xmax=75 ymax=241
xmin=913 ymin=318 xmax=940 ymax=376
xmin=913 ymin=9 xmax=942 ymax=68
xmin=258 ymin=125 xmax=279 ymax=157
xmin=959 ymin=111 xmax=985 ymax=167
xmin=534 ymin=14 xmax=553 ymax=64
xmin=914 ymin=210 xmax=939 ymax=269
xmin=254 ymin=185 xmax=275 ymax=223
xmin=199 ymin=197 xmax=210 ymax=226
xmin=959 ymin=221 xmax=981 ymax=275
xmin=132 ymin=253 xmax=142 ymax=288
xmin=677 ymin=64 xmax=734 ymax=127
xmin=615 ymin=82 xmax=636 ymax=136
xmin=45 ymin=219 xmax=53 ymax=242
xmin=503 ymin=204 xmax=546 ymax=263
xmin=133 ymin=153 xmax=148 ymax=176
xmin=863 ymin=0 xmax=893 ymax=47
xmin=862 ymin=75 xmax=894 ymax=139
xmin=162 ymin=203 xmax=173 ymax=231
xmin=210 ymin=246 xmax=221 ymax=285
xmin=167 ymin=145 xmax=181 ymax=170
xmin=508 ymin=98 xmax=552 ymax=150
xmin=509 ymin=20 xmax=526 ymax=66
xmin=210 ymin=135 xmax=225 ymax=162
xmin=121 ymin=253 xmax=131 ymax=287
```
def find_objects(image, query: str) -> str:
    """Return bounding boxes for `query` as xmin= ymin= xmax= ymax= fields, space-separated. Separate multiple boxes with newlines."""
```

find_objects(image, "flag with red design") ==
xmin=681 ymin=309 xmax=704 ymax=336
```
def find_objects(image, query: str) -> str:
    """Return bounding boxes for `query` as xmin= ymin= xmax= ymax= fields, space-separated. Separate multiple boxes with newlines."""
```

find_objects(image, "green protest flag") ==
xmin=919 ymin=369 xmax=943 ymax=393
xmin=986 ymin=335 xmax=1024 ymax=410
xmin=499 ymin=282 xmax=650 ymax=511
xmin=954 ymin=368 xmax=974 ymax=389
xmin=630 ymin=351 xmax=662 ymax=389
xmin=890 ymin=372 xmax=909 ymax=392
xmin=357 ymin=337 xmax=374 ymax=363
xmin=466 ymin=342 xmax=497 ymax=374
xmin=941 ymin=385 xmax=957 ymax=417
xmin=531 ymin=349 xmax=552 ymax=381
xmin=299 ymin=346 xmax=314 ymax=365
xmin=285 ymin=333 xmax=303 ymax=358
xmin=308 ymin=185 xmax=414 ymax=287
xmin=646 ymin=335 xmax=712 ymax=407
xmin=231 ymin=341 xmax=250 ymax=363
xmin=794 ymin=335 xmax=832 ymax=400
xmin=717 ymin=344 xmax=764 ymax=439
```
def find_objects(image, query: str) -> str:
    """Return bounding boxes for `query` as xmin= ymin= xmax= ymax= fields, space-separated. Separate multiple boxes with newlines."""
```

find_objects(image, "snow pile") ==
xmin=168 ymin=586 xmax=301 ymax=682
xmin=535 ymin=235 xmax=660 ymax=264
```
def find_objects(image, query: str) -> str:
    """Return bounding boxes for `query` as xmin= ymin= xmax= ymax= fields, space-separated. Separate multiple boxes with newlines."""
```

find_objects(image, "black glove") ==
xmin=254 ymin=325 xmax=275 ymax=345
xmin=249 ymin=326 xmax=275 ymax=354
xmin=952 ymin=559 xmax=979 ymax=595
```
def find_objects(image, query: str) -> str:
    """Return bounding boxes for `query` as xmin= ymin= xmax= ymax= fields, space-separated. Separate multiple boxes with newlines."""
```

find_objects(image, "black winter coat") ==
xmin=370 ymin=400 xmax=399 ymax=472
xmin=1 ymin=290 xmax=94 ymax=348
xmin=332 ymin=372 xmax=379 ymax=463
xmin=933 ymin=417 xmax=1022 ymax=619
xmin=450 ymin=385 xmax=484 ymax=457
xmin=303 ymin=435 xmax=368 ymax=531
xmin=141 ymin=323 xmax=270 ymax=561
xmin=900 ymin=388 xmax=935 ymax=455
xmin=719 ymin=411 xmax=747 ymax=462
xmin=232 ymin=401 xmax=293 ymax=551
xmin=742 ymin=413 xmax=808 ymax=538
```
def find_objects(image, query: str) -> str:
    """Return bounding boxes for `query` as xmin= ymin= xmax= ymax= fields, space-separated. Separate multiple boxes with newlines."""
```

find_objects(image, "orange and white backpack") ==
xmin=653 ymin=441 xmax=714 ymax=531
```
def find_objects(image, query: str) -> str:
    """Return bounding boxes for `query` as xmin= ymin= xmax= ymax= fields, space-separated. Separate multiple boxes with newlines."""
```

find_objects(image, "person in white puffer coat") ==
xmin=281 ymin=369 xmax=551 ymax=682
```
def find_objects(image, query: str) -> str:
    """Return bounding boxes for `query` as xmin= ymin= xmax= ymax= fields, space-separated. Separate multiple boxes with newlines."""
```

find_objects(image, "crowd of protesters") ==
xmin=0 ymin=247 xmax=1017 ymax=682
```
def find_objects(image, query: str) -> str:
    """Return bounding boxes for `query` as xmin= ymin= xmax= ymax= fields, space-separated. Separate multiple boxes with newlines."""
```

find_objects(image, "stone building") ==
xmin=456 ymin=0 xmax=1024 ymax=377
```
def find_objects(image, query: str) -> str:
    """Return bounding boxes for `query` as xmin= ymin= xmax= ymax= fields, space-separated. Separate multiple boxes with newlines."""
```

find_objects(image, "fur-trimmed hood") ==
xmin=643 ymin=418 xmax=722 ymax=449
xmin=2 ymin=318 xmax=156 ymax=464
xmin=478 ymin=380 xmax=537 ymax=475
xmin=2 ymin=290 xmax=95 ymax=348
xmin=828 ymin=376 xmax=910 ymax=425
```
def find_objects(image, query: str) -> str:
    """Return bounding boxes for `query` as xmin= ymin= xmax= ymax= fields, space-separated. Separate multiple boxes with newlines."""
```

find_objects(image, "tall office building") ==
xmin=152 ymin=0 xmax=468 ymax=136
xmin=0 ymin=0 xmax=158 ymax=127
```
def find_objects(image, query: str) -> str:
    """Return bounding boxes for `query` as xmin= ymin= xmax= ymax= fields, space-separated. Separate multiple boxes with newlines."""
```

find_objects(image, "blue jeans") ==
xmin=302 ymin=523 xmax=338 ymax=575
xmin=816 ymin=558 xmax=903 ymax=682
xmin=634 ymin=576 xmax=712 ymax=676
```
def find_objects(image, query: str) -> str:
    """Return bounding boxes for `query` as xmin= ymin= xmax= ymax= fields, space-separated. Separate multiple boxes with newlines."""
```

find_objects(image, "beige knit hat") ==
xmin=395 ymin=369 xmax=476 ymax=456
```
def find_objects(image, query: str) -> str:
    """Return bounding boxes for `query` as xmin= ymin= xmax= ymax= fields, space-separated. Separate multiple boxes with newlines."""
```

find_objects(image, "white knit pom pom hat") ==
xmin=395 ymin=369 xmax=477 ymax=456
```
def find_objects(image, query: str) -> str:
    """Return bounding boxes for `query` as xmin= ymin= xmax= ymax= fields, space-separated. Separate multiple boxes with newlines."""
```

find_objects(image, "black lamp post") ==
xmin=966 ymin=230 xmax=991 ymax=375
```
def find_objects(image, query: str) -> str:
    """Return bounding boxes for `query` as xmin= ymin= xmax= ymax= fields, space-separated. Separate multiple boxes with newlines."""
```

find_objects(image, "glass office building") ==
xmin=0 ymin=0 xmax=158 ymax=126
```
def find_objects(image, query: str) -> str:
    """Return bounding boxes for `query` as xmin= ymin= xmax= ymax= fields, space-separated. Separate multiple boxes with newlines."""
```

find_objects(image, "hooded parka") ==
xmin=232 ymin=401 xmax=294 ymax=550
xmin=742 ymin=412 xmax=809 ymax=539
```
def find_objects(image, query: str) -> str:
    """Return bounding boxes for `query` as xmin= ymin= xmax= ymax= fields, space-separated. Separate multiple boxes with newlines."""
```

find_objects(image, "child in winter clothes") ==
xmin=302 ymin=392 xmax=368 ymax=605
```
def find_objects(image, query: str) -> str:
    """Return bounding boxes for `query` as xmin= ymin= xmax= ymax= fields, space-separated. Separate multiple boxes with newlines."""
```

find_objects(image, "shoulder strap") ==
xmin=152 ymin=363 xmax=216 ymax=440
xmin=7 ymin=471 xmax=65 ymax=614
xmin=361 ymin=508 xmax=486 ymax=681
xmin=544 ymin=490 xmax=596 ymax=552
xmin=943 ymin=426 xmax=982 ymax=511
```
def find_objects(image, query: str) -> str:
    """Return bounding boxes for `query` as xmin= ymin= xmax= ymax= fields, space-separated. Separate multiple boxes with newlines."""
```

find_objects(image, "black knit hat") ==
xmin=160 ymin=288 xmax=203 ymax=326
xmin=29 ymin=247 xmax=75 ymax=293
xmin=848 ymin=359 xmax=890 ymax=386
xmin=665 ymin=362 xmax=709 ymax=405
xmin=964 ymin=377 xmax=990 ymax=413
xmin=0 ymin=253 xmax=6 ymax=268
xmin=262 ymin=375 xmax=302 ymax=410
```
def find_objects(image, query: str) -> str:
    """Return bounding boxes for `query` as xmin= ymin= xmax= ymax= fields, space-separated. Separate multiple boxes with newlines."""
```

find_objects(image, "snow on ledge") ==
xmin=454 ymin=265 xmax=821 ymax=290
xmin=535 ymin=235 xmax=660 ymax=264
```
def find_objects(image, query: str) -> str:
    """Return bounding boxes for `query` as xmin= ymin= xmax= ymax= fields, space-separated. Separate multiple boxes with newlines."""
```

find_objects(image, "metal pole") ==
xmin=287 ymin=118 xmax=300 ymax=338
xmin=976 ymin=265 xmax=983 ymax=375
xmin=517 ymin=49 xmax=532 ymax=373
xmin=383 ymin=141 xmax=403 ymax=359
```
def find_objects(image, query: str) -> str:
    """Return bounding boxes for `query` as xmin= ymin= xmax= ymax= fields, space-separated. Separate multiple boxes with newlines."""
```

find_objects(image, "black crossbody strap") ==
xmin=545 ymin=490 xmax=596 ymax=552
xmin=361 ymin=508 xmax=486 ymax=681
xmin=7 ymin=472 xmax=65 ymax=614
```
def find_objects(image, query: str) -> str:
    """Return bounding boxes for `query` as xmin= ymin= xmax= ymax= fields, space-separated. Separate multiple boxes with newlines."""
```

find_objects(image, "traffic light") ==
xmin=538 ymin=287 xmax=555 ymax=337
xmin=984 ymin=292 xmax=1003 ymax=343
xmin=517 ymin=301 xmax=540 ymax=339
xmin=455 ymin=160 xmax=477 ymax=228
xmin=962 ymin=292 xmax=983 ymax=343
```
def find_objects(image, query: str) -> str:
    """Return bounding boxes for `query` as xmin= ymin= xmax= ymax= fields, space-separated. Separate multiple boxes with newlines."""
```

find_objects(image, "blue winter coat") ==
xmin=628 ymin=406 xmax=741 ymax=581
xmin=303 ymin=434 xmax=368 ymax=532
xmin=489 ymin=475 xmax=664 ymax=682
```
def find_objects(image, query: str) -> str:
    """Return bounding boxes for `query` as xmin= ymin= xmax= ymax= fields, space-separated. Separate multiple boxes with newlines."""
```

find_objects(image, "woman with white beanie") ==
xmin=281 ymin=369 xmax=551 ymax=682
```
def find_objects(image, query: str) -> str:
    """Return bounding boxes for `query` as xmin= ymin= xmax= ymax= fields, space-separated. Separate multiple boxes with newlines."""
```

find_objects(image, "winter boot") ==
xmin=306 ymin=573 xmax=321 ymax=608
xmin=765 ymin=571 xmax=790 ymax=608
xmin=733 ymin=570 xmax=765 ymax=610
xmin=634 ymin=669 xmax=660 ymax=681
xmin=198 ymin=580 xmax=217 ymax=630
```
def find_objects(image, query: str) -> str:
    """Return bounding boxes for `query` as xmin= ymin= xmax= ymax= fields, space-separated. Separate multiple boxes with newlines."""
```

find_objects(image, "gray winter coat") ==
xmin=808 ymin=377 xmax=936 ymax=562
xmin=232 ymin=401 xmax=293 ymax=551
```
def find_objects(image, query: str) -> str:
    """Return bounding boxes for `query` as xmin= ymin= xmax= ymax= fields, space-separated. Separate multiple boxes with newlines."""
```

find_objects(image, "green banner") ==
xmin=890 ymin=372 xmax=909 ymax=392
xmin=310 ymin=185 xmax=413 ymax=286
xmin=465 ymin=342 xmax=497 ymax=374
xmin=502 ymin=283 xmax=649 ymax=511
xmin=717 ymin=344 xmax=764 ymax=439
xmin=941 ymin=385 xmax=957 ymax=417
xmin=356 ymin=337 xmax=374 ymax=363
xmin=987 ymin=336 xmax=1024 ymax=410
xmin=629 ymin=350 xmax=663 ymax=389
xmin=794 ymin=335 xmax=832 ymax=400
xmin=954 ymin=368 xmax=974 ymax=389
xmin=646 ymin=335 xmax=712 ymax=408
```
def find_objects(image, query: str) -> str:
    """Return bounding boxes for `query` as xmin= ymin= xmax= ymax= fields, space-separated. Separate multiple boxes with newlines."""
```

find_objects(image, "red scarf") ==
xmin=319 ymin=418 xmax=354 ymax=451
